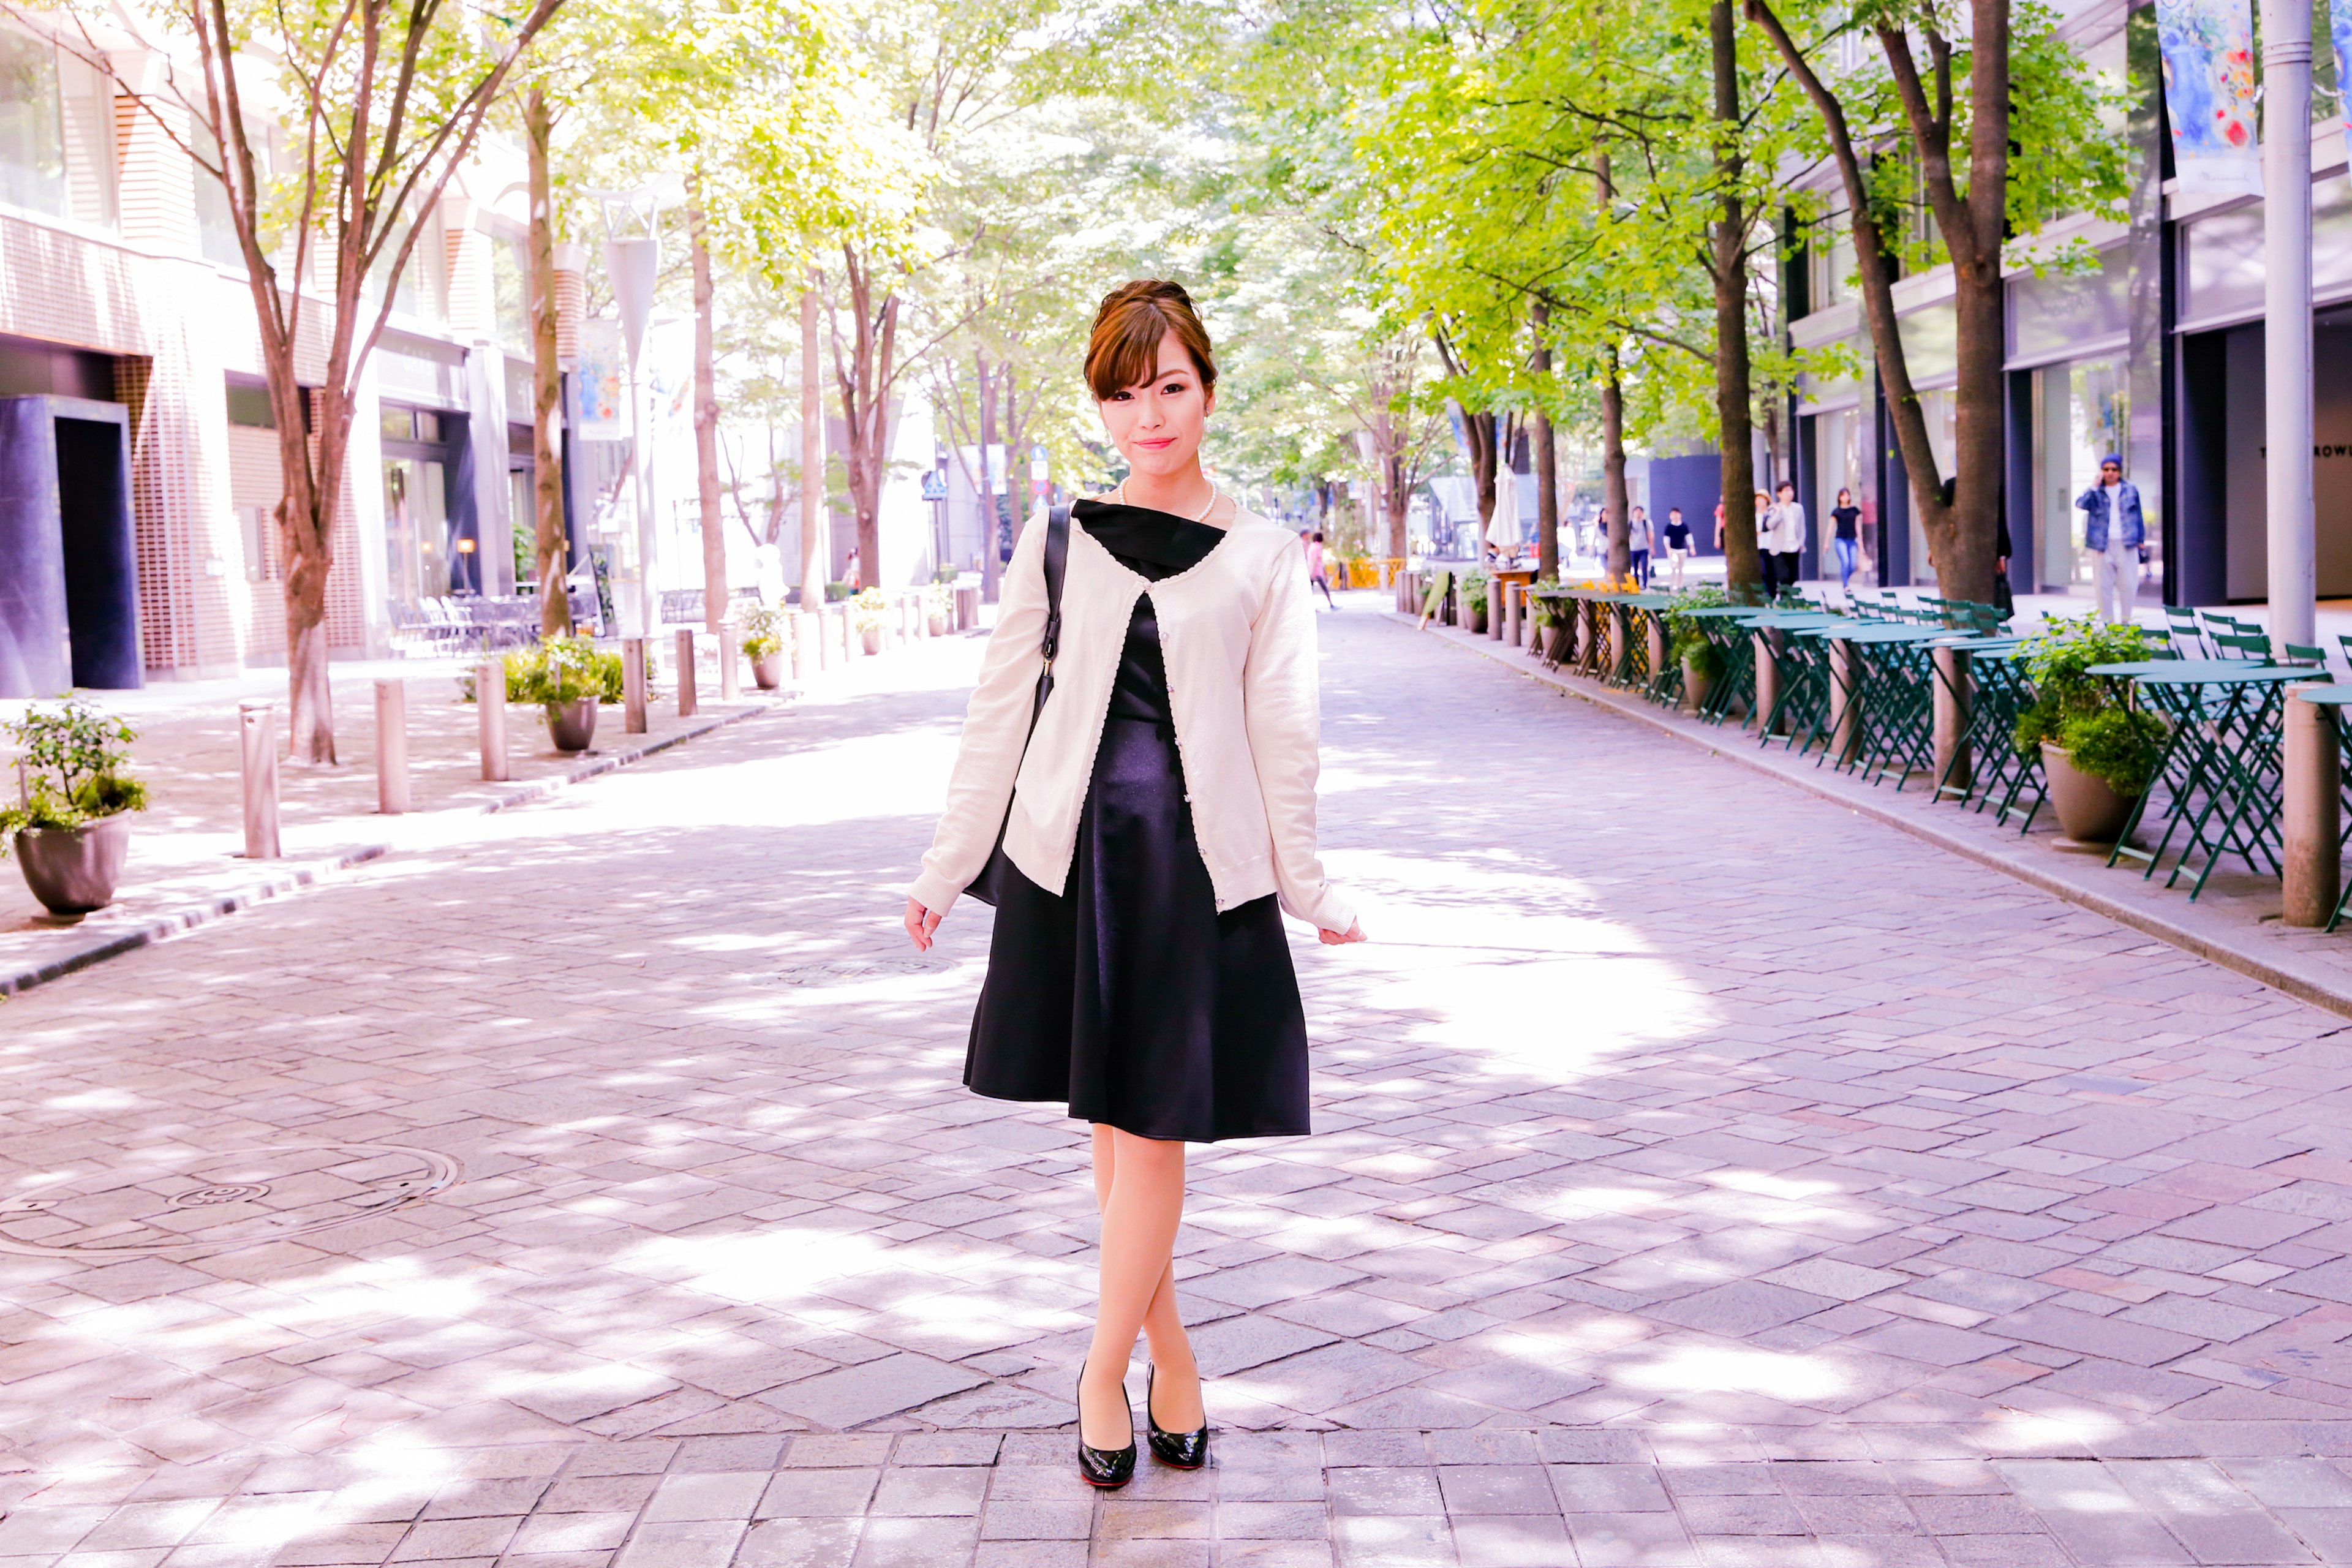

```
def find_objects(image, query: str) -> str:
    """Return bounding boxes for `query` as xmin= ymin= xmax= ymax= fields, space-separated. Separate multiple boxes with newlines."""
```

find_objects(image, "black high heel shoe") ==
xmin=1145 ymin=1363 xmax=1210 ymax=1469
xmin=1075 ymin=1362 xmax=1136 ymax=1488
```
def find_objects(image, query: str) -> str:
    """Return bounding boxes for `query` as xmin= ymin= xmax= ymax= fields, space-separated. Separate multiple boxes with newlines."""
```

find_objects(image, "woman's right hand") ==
xmin=905 ymin=897 xmax=943 ymax=952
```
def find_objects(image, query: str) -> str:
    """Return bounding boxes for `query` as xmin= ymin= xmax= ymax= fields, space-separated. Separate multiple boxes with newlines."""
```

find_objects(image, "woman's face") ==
xmin=1838 ymin=489 xmax=1852 ymax=505
xmin=1098 ymin=334 xmax=1213 ymax=480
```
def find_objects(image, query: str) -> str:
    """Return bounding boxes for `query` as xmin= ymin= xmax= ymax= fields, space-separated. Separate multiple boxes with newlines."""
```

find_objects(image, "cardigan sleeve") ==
xmin=1240 ymin=533 xmax=1357 ymax=935
xmin=909 ymin=505 xmax=1052 ymax=919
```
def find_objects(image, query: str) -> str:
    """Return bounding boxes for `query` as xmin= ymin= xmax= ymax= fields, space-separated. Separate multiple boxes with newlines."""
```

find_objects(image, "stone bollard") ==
xmin=239 ymin=700 xmax=280 ymax=859
xmin=796 ymin=611 xmax=822 ymax=675
xmin=1753 ymin=631 xmax=1782 ymax=736
xmin=719 ymin=625 xmax=740 ymax=701
xmin=957 ymin=585 xmax=979 ymax=630
xmin=836 ymin=606 xmax=854 ymax=663
xmin=1932 ymin=646 xmax=1973 ymax=796
xmin=2285 ymin=688 xmax=2342 ymax=927
xmin=1491 ymin=584 xmax=1507 ymax=641
xmin=623 ymin=638 xmax=648 ymax=734
xmin=676 ymin=628 xmax=698 ymax=717
xmin=374 ymin=679 xmax=409 ymax=814
xmin=1502 ymin=582 xmax=1520 ymax=647
xmin=477 ymin=658 xmax=509 ymax=782
xmin=1645 ymin=612 xmax=1666 ymax=684
xmin=1828 ymin=638 xmax=1860 ymax=766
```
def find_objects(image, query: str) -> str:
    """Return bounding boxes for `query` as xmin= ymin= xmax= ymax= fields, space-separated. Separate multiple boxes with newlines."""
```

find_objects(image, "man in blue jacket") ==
xmin=2078 ymin=454 xmax=2145 ymax=624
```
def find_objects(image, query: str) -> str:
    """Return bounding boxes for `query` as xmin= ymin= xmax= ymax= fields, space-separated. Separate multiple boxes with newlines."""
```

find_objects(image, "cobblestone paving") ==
xmin=7 ymin=599 xmax=2352 ymax=1567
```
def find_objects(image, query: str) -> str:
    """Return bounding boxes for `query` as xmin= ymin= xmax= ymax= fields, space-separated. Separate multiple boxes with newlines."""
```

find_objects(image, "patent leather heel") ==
xmin=1076 ymin=1363 xmax=1136 ymax=1488
xmin=1145 ymin=1363 xmax=1210 ymax=1469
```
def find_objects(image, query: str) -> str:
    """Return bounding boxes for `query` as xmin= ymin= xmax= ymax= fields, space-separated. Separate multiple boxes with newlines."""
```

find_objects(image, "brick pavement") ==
xmin=6 ymin=597 xmax=2352 ymax=1566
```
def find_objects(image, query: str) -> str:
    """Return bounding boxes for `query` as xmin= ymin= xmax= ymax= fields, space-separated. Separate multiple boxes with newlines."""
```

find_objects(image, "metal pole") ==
xmin=238 ymin=701 xmax=279 ymax=859
xmin=477 ymin=658 xmax=509 ymax=782
xmin=2261 ymin=0 xmax=2315 ymax=646
xmin=374 ymin=679 xmax=409 ymax=815
xmin=676 ymin=628 xmax=698 ymax=717
xmin=623 ymin=637 xmax=647 ymax=733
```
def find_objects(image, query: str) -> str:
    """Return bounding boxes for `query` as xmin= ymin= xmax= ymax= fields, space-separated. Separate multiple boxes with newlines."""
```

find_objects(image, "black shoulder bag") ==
xmin=962 ymin=505 xmax=1070 ymax=908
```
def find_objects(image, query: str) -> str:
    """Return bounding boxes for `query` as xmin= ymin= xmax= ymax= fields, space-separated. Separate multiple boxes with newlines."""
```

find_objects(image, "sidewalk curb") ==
xmin=0 ymin=696 xmax=789 ymax=1000
xmin=1406 ymin=614 xmax=2352 ymax=1023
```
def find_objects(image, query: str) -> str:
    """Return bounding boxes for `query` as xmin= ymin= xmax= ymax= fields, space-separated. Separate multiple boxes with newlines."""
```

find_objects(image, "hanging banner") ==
xmin=2335 ymin=0 xmax=2352 ymax=169
xmin=2156 ymin=0 xmax=2262 ymax=198
xmin=574 ymin=318 xmax=626 ymax=440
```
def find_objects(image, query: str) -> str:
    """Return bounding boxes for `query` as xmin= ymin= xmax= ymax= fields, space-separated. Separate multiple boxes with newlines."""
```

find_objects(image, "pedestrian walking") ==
xmin=1754 ymin=490 xmax=1784 ymax=596
xmin=1305 ymin=530 xmax=1336 ymax=608
xmin=1830 ymin=487 xmax=1861 ymax=592
xmin=904 ymin=279 xmax=1363 ymax=1490
xmin=1662 ymin=507 xmax=1692 ymax=592
xmin=1627 ymin=505 xmax=1651 ymax=587
xmin=1772 ymin=481 xmax=1806 ymax=596
xmin=2078 ymin=454 xmax=2144 ymax=624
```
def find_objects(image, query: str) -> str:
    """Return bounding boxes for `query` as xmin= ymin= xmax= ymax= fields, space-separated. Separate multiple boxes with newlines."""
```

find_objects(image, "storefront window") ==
xmin=1812 ymin=405 xmax=1871 ymax=582
xmin=0 ymin=27 xmax=66 ymax=217
xmin=2036 ymin=358 xmax=2129 ymax=592
xmin=383 ymin=456 xmax=450 ymax=608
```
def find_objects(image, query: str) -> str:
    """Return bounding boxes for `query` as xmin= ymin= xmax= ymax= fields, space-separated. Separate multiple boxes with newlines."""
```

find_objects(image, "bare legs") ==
xmin=1078 ymin=1125 xmax=1202 ymax=1447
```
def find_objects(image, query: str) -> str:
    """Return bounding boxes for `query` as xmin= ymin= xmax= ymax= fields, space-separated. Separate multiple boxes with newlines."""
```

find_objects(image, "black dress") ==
xmin=963 ymin=500 xmax=1311 ymax=1142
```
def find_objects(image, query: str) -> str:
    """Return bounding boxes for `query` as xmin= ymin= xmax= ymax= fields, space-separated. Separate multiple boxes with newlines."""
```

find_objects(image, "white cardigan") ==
xmin=910 ymin=501 xmax=1355 ymax=935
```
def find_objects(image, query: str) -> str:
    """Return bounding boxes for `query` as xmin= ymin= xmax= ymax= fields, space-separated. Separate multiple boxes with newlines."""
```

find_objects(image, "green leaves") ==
xmin=0 ymin=699 xmax=146 ymax=850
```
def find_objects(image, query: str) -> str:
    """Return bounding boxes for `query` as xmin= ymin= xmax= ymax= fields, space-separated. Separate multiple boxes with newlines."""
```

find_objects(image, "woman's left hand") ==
xmin=1317 ymin=921 xmax=1365 ymax=945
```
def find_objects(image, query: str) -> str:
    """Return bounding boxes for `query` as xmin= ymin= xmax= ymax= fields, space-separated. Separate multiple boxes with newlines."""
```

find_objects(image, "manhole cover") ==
xmin=0 ymin=1143 xmax=461 ymax=1257
xmin=763 ymin=956 xmax=956 ymax=987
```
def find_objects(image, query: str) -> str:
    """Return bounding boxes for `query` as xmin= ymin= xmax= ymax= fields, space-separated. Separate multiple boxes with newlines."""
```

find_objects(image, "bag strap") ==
xmin=1028 ymin=505 xmax=1071 ymax=728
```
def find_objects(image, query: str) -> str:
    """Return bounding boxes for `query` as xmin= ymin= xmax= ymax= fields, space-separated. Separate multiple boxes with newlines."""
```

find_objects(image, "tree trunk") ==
xmin=1939 ymin=0 xmax=2011 ymax=603
xmin=977 ymin=349 xmax=1000 ymax=601
xmin=526 ymin=88 xmax=568 ymax=637
xmin=833 ymin=253 xmax=895 ymax=594
xmin=1531 ymin=301 xmax=1559 ymax=582
xmin=689 ymin=177 xmax=726 ymax=633
xmin=1460 ymin=404 xmax=1498 ymax=537
xmin=1713 ymin=0 xmax=1760 ymax=590
xmin=1602 ymin=351 xmax=1630 ymax=582
xmin=1003 ymin=363 xmax=1026 ymax=529
xmin=799 ymin=282 xmax=824 ymax=601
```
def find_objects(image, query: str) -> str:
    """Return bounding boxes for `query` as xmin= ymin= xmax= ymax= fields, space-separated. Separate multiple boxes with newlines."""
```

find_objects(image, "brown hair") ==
xmin=1084 ymin=280 xmax=1217 ymax=401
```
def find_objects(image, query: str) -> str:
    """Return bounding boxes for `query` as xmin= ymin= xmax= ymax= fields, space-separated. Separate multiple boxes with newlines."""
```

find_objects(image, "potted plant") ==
xmin=2013 ymin=614 xmax=2171 ymax=843
xmin=923 ymin=581 xmax=952 ymax=637
xmin=739 ymin=606 xmax=788 ymax=689
xmin=1461 ymin=571 xmax=1489 ymax=635
xmin=852 ymin=587 xmax=889 ymax=654
xmin=1664 ymin=585 xmax=1731 ymax=713
xmin=1 ymin=698 xmax=148 ymax=919
xmin=507 ymin=633 xmax=622 ymax=752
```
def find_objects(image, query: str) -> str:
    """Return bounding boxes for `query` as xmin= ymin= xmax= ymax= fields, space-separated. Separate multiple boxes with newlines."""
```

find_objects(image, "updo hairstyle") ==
xmin=1084 ymin=280 xmax=1218 ymax=401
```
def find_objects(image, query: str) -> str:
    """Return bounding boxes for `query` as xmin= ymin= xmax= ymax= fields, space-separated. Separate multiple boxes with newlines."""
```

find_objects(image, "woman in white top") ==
xmin=905 ymin=281 xmax=1363 ymax=1488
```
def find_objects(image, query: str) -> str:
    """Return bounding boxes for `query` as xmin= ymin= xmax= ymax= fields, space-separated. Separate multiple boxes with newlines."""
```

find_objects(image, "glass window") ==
xmin=493 ymin=234 xmax=530 ymax=350
xmin=413 ymin=410 xmax=440 ymax=443
xmin=383 ymin=457 xmax=450 ymax=609
xmin=1811 ymin=213 xmax=1855 ymax=309
xmin=381 ymin=406 xmax=413 ymax=442
xmin=2036 ymin=356 xmax=2130 ymax=592
xmin=239 ymin=504 xmax=273 ymax=582
xmin=2011 ymin=251 xmax=2130 ymax=364
xmin=0 ymin=27 xmax=66 ymax=217
xmin=190 ymin=120 xmax=242 ymax=266
xmin=227 ymin=380 xmax=275 ymax=429
xmin=57 ymin=45 xmax=111 ymax=227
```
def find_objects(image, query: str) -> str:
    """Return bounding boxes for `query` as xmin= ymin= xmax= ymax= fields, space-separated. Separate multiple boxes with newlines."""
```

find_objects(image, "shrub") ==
xmin=1663 ymin=584 xmax=1732 ymax=677
xmin=2010 ymin=614 xmax=2169 ymax=791
xmin=0 ymin=698 xmax=148 ymax=852
xmin=505 ymin=634 xmax=639 ymax=706
xmin=739 ymin=605 xmax=788 ymax=661
xmin=851 ymin=587 xmax=890 ymax=633
xmin=1461 ymin=571 xmax=1488 ymax=616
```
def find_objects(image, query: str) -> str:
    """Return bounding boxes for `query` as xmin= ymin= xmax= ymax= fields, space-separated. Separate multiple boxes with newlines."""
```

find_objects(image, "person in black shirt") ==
xmin=1662 ymin=507 xmax=1693 ymax=592
xmin=1830 ymin=488 xmax=1862 ymax=591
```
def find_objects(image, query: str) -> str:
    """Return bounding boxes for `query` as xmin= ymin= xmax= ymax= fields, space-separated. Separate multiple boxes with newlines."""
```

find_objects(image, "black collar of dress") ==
xmin=1072 ymin=498 xmax=1228 ymax=578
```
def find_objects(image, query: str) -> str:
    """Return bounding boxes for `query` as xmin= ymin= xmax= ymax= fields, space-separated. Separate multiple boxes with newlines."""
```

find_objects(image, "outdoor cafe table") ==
xmin=2087 ymin=660 xmax=2312 ymax=900
xmin=2289 ymin=685 xmax=2352 ymax=930
xmin=1738 ymin=611 xmax=1850 ymax=746
xmin=1798 ymin=622 xmax=1948 ymax=779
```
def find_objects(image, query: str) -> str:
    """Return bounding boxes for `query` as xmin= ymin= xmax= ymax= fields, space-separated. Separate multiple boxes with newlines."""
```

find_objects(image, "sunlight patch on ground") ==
xmin=1616 ymin=1342 xmax=1850 ymax=1403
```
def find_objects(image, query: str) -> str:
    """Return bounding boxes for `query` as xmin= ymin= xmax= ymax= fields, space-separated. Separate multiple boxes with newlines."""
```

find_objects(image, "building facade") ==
xmin=0 ymin=13 xmax=552 ymax=692
xmin=1784 ymin=0 xmax=2351 ymax=607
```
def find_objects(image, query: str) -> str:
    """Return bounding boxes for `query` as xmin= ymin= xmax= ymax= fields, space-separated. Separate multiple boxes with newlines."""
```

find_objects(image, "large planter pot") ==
xmin=1469 ymin=608 xmax=1488 ymax=635
xmin=861 ymin=627 xmax=882 ymax=655
xmin=927 ymin=613 xmax=948 ymax=638
xmin=546 ymin=698 xmax=598 ymax=753
xmin=15 ymin=812 xmax=133 ymax=919
xmin=2041 ymin=742 xmax=2138 ymax=843
xmin=1682 ymin=660 xmax=1713 ymax=715
xmin=751 ymin=651 xmax=783 ymax=690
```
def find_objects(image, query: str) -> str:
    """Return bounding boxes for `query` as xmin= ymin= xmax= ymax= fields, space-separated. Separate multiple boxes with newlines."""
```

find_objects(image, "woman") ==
xmin=1830 ymin=488 xmax=1862 ymax=592
xmin=1754 ymin=490 xmax=1783 ymax=596
xmin=1305 ymin=530 xmax=1336 ymax=608
xmin=904 ymin=280 xmax=1363 ymax=1488
xmin=1771 ymin=481 xmax=1806 ymax=595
